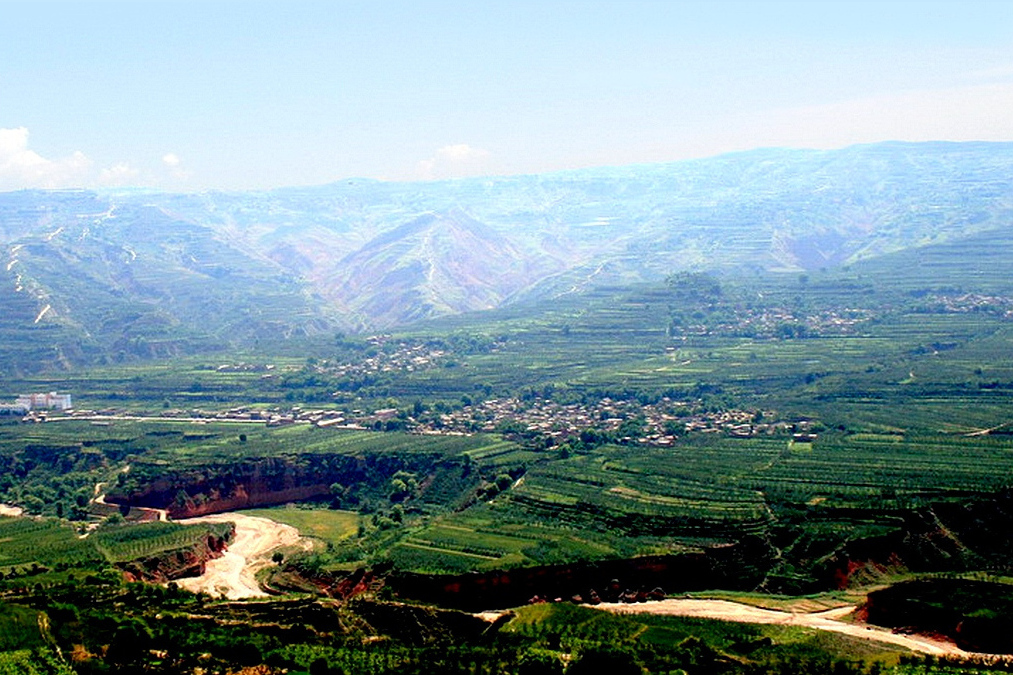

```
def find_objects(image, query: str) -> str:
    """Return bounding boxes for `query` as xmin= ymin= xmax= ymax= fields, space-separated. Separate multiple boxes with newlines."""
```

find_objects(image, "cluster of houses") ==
xmin=924 ymin=292 xmax=1013 ymax=317
xmin=700 ymin=306 xmax=874 ymax=338
xmin=74 ymin=394 xmax=805 ymax=447
xmin=308 ymin=339 xmax=448 ymax=379
xmin=415 ymin=396 xmax=798 ymax=446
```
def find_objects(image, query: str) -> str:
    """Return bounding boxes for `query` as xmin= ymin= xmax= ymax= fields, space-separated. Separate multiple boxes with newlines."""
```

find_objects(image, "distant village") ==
xmin=413 ymin=395 xmax=797 ymax=444
xmin=29 ymin=390 xmax=812 ymax=449
xmin=2 ymin=342 xmax=818 ymax=446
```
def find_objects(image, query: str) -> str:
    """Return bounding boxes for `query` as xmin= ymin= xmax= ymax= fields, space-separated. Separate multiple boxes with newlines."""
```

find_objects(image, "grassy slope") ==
xmin=239 ymin=507 xmax=359 ymax=547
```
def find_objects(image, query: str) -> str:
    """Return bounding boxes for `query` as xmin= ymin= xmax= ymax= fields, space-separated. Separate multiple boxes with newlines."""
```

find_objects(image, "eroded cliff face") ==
xmin=266 ymin=565 xmax=389 ymax=601
xmin=167 ymin=484 xmax=333 ymax=518
xmin=118 ymin=528 xmax=235 ymax=583
xmin=765 ymin=489 xmax=1013 ymax=594
xmin=389 ymin=537 xmax=774 ymax=611
xmin=105 ymin=453 xmax=456 ymax=518
xmin=106 ymin=455 xmax=369 ymax=518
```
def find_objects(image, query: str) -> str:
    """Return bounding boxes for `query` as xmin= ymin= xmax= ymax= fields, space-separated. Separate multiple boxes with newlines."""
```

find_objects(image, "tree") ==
xmin=567 ymin=647 xmax=640 ymax=675
xmin=517 ymin=650 xmax=563 ymax=675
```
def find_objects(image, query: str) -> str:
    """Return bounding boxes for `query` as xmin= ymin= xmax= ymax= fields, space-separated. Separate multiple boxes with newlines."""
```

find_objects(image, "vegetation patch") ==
xmin=239 ymin=507 xmax=359 ymax=547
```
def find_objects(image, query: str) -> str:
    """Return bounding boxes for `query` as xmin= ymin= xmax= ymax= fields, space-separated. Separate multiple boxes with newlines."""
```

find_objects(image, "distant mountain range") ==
xmin=1 ymin=141 xmax=1012 ymax=370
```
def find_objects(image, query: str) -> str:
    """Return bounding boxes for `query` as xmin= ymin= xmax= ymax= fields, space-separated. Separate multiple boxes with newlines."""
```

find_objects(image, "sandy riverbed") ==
xmin=175 ymin=512 xmax=311 ymax=600
xmin=0 ymin=503 xmax=24 ymax=517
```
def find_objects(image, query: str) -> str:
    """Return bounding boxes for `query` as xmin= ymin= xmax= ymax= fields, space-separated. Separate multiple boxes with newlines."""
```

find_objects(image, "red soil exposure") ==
xmin=118 ymin=527 xmax=234 ymax=583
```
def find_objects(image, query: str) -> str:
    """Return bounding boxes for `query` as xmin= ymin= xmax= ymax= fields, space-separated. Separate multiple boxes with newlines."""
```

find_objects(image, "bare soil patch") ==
xmin=175 ymin=513 xmax=311 ymax=600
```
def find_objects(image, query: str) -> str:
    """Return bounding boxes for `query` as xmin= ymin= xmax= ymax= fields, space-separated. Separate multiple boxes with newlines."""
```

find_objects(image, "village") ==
xmin=40 ymin=391 xmax=807 ymax=449
xmin=411 ymin=395 xmax=803 ymax=445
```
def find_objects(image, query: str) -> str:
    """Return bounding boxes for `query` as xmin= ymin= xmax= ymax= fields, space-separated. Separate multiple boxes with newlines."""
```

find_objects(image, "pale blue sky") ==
xmin=1 ymin=0 xmax=1011 ymax=190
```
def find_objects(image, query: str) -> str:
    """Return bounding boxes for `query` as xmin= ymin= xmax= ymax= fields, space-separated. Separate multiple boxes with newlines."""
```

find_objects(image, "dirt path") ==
xmin=175 ymin=513 xmax=311 ymax=600
xmin=594 ymin=599 xmax=970 ymax=657
xmin=92 ymin=491 xmax=169 ymax=522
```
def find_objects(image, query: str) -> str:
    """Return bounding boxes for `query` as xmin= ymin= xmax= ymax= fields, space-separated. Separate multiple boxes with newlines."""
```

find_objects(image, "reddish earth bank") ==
xmin=105 ymin=453 xmax=455 ymax=518
xmin=118 ymin=527 xmax=234 ymax=583
xmin=106 ymin=456 xmax=357 ymax=517
xmin=271 ymin=565 xmax=389 ymax=600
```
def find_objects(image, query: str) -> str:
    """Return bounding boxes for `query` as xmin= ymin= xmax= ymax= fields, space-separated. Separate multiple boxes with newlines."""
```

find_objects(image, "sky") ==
xmin=1 ymin=0 xmax=1011 ymax=191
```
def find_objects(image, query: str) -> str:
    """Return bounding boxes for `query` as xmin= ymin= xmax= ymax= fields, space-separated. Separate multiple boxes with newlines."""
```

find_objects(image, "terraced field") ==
xmin=749 ymin=433 xmax=1013 ymax=503
xmin=383 ymin=509 xmax=634 ymax=573
xmin=507 ymin=448 xmax=774 ymax=538
xmin=0 ymin=517 xmax=103 ymax=573
xmin=93 ymin=520 xmax=233 ymax=564
xmin=377 ymin=429 xmax=1013 ymax=574
xmin=0 ymin=516 xmax=230 ymax=583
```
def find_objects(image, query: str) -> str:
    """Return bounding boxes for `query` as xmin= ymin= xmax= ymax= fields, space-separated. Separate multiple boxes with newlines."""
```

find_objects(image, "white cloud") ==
xmin=99 ymin=162 xmax=140 ymax=186
xmin=0 ymin=127 xmax=93 ymax=190
xmin=162 ymin=152 xmax=190 ymax=181
xmin=416 ymin=144 xmax=492 ymax=180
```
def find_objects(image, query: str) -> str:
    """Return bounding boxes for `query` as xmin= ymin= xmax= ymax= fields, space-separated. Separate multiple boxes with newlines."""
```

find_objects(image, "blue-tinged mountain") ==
xmin=162 ymin=141 xmax=1013 ymax=286
xmin=325 ymin=210 xmax=561 ymax=329
xmin=0 ymin=192 xmax=334 ymax=372
xmin=1 ymin=141 xmax=1012 ymax=370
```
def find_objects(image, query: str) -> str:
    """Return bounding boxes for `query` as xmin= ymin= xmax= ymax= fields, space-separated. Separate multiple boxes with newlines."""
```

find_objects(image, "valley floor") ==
xmin=175 ymin=512 xmax=311 ymax=599
xmin=182 ymin=507 xmax=992 ymax=659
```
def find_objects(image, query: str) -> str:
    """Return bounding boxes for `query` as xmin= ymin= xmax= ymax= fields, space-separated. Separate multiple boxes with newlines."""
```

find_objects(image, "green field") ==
xmin=0 ymin=603 xmax=46 ymax=652
xmin=381 ymin=507 xmax=634 ymax=573
xmin=239 ymin=507 xmax=359 ymax=547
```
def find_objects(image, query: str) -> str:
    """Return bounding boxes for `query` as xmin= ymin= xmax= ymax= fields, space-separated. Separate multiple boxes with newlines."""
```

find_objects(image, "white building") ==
xmin=15 ymin=392 xmax=72 ymax=411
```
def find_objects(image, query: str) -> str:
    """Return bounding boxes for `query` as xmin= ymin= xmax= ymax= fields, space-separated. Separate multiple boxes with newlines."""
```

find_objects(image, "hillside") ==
xmin=1 ymin=141 xmax=1012 ymax=371
xmin=326 ymin=210 xmax=559 ymax=328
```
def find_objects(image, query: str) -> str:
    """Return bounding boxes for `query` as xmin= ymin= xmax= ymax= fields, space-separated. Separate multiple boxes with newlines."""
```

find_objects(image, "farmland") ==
xmin=0 ymin=516 xmax=233 ymax=587
xmin=4 ymin=212 xmax=1013 ymax=672
xmin=239 ymin=507 xmax=359 ymax=548
xmin=6 ymin=260 xmax=1013 ymax=589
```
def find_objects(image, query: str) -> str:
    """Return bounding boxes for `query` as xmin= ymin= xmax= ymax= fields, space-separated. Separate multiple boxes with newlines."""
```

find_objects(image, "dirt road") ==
xmin=93 ymin=491 xmax=168 ymax=522
xmin=175 ymin=513 xmax=310 ymax=600
xmin=594 ymin=599 xmax=969 ymax=656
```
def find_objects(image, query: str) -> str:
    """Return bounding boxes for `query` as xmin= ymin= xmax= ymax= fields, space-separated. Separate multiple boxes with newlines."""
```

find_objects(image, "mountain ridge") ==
xmin=2 ymin=140 xmax=1013 ymax=370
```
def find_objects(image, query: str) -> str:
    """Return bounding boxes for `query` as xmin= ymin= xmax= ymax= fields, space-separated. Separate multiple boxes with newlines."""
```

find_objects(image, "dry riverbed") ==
xmin=175 ymin=512 xmax=311 ymax=600
xmin=0 ymin=503 xmax=24 ymax=517
xmin=594 ymin=599 xmax=970 ymax=657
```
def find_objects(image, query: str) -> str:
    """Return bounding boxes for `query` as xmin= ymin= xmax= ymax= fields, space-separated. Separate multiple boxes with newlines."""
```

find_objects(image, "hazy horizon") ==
xmin=2 ymin=0 xmax=1012 ymax=192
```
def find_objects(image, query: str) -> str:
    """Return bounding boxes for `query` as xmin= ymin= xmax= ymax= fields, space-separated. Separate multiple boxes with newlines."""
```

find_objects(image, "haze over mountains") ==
xmin=1 ymin=141 xmax=1012 ymax=370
